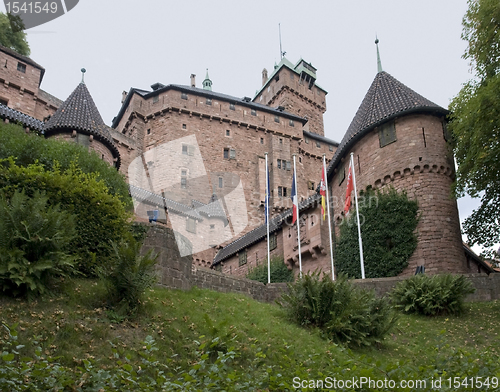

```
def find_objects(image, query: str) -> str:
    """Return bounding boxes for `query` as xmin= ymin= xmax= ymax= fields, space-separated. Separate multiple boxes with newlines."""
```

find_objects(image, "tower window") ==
xmin=304 ymin=137 xmax=309 ymax=144
xmin=226 ymin=130 xmax=230 ymax=136
xmin=378 ymin=121 xmax=397 ymax=147
xmin=182 ymin=145 xmax=188 ymax=155
xmin=329 ymin=144 xmax=334 ymax=152
xmin=182 ymin=124 xmax=186 ymax=129
xmin=289 ymin=120 xmax=294 ymax=127
xmin=316 ymin=141 xmax=321 ymax=148
xmin=230 ymin=103 xmax=235 ymax=110
xmin=277 ymin=159 xmax=282 ymax=169
xmin=153 ymin=95 xmax=159 ymax=103
xmin=206 ymin=98 xmax=212 ymax=105
xmin=147 ymin=128 xmax=151 ymax=135
xmin=17 ymin=62 xmax=26 ymax=73
xmin=260 ymin=137 xmax=264 ymax=144
xmin=218 ymin=177 xmax=223 ymax=188
xmin=308 ymin=181 xmax=315 ymax=190
xmin=223 ymin=148 xmax=229 ymax=159
xmin=251 ymin=109 xmax=257 ymax=116
xmin=181 ymin=92 xmax=188 ymax=100
xmin=274 ymin=115 xmax=280 ymax=123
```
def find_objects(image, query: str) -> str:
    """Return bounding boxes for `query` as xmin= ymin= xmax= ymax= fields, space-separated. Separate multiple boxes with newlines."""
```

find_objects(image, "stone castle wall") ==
xmin=145 ymin=224 xmax=500 ymax=303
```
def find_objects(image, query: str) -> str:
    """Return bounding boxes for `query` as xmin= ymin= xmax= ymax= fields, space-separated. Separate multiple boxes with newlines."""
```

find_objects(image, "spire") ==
xmin=81 ymin=68 xmax=86 ymax=84
xmin=203 ymin=69 xmax=212 ymax=91
xmin=375 ymin=37 xmax=383 ymax=73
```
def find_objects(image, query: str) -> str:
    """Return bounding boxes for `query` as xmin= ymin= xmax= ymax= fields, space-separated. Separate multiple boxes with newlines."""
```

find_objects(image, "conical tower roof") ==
xmin=327 ymin=71 xmax=447 ymax=176
xmin=44 ymin=82 xmax=120 ymax=167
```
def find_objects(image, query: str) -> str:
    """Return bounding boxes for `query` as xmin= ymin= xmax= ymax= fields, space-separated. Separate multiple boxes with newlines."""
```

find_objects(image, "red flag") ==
xmin=344 ymin=163 xmax=354 ymax=214
xmin=320 ymin=166 xmax=326 ymax=220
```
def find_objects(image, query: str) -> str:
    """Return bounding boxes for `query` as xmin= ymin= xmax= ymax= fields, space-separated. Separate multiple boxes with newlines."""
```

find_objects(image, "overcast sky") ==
xmin=2 ymin=0 xmax=490 ymax=251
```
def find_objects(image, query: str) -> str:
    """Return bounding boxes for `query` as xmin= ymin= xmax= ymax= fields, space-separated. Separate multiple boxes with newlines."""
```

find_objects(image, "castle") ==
xmin=0 ymin=43 xmax=494 ymax=277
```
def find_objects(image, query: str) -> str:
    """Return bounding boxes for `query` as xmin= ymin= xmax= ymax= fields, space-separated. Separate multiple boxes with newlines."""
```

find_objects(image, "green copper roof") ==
xmin=203 ymin=69 xmax=212 ymax=91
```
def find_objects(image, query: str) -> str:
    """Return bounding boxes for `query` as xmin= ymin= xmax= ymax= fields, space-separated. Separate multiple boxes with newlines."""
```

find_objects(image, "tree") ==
xmin=0 ymin=12 xmax=30 ymax=56
xmin=448 ymin=0 xmax=500 ymax=256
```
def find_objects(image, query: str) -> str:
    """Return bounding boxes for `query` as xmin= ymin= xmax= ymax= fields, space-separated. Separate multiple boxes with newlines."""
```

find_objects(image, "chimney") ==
xmin=121 ymin=91 xmax=127 ymax=104
xmin=262 ymin=68 xmax=268 ymax=86
xmin=190 ymin=74 xmax=196 ymax=88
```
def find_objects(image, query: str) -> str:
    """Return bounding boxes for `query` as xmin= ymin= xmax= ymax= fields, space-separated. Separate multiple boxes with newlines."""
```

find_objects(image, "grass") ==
xmin=1 ymin=278 xmax=500 ymax=390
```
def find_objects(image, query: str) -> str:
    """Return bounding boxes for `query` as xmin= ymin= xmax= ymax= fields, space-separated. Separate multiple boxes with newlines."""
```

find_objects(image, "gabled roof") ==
xmin=0 ymin=103 xmax=44 ymax=132
xmin=112 ymin=84 xmax=307 ymax=129
xmin=44 ymin=82 xmax=120 ymax=167
xmin=213 ymin=193 xmax=321 ymax=265
xmin=192 ymin=195 xmax=228 ymax=223
xmin=327 ymin=71 xmax=447 ymax=177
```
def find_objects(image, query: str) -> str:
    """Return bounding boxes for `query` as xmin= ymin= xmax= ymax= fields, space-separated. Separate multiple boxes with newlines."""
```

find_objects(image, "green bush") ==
xmin=0 ymin=158 xmax=132 ymax=276
xmin=336 ymin=187 xmax=419 ymax=279
xmin=0 ymin=190 xmax=76 ymax=297
xmin=390 ymin=274 xmax=476 ymax=316
xmin=278 ymin=272 xmax=397 ymax=346
xmin=246 ymin=256 xmax=294 ymax=284
xmin=99 ymin=234 xmax=158 ymax=317
xmin=0 ymin=122 xmax=131 ymax=208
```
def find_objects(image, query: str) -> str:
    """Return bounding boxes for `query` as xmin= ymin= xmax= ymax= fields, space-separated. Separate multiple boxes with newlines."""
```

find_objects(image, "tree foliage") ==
xmin=448 ymin=0 xmax=500 ymax=255
xmin=335 ymin=188 xmax=419 ymax=279
xmin=0 ymin=12 xmax=30 ymax=56
xmin=246 ymin=256 xmax=294 ymax=284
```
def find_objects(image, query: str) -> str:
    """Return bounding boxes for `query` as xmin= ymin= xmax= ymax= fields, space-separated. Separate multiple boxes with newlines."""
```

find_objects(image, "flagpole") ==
xmin=265 ymin=152 xmax=271 ymax=284
xmin=350 ymin=152 xmax=365 ymax=279
xmin=292 ymin=154 xmax=302 ymax=277
xmin=323 ymin=154 xmax=335 ymax=281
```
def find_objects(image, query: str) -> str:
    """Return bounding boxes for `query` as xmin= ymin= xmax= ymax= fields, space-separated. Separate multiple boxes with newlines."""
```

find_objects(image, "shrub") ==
xmin=0 ymin=190 xmax=76 ymax=297
xmin=0 ymin=122 xmax=131 ymax=208
xmin=0 ymin=158 xmax=132 ymax=276
xmin=336 ymin=187 xmax=419 ymax=279
xmin=390 ymin=274 xmax=476 ymax=316
xmin=278 ymin=272 xmax=397 ymax=346
xmin=246 ymin=256 xmax=294 ymax=284
xmin=99 ymin=234 xmax=158 ymax=316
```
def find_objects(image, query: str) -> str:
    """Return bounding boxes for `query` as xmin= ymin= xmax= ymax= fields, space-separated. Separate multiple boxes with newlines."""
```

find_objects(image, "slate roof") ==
xmin=303 ymin=130 xmax=338 ymax=147
xmin=326 ymin=71 xmax=447 ymax=177
xmin=112 ymin=84 xmax=307 ymax=129
xmin=0 ymin=103 xmax=44 ymax=132
xmin=213 ymin=193 xmax=321 ymax=265
xmin=44 ymin=83 xmax=120 ymax=167
xmin=192 ymin=195 xmax=228 ymax=224
xmin=128 ymin=184 xmax=203 ymax=220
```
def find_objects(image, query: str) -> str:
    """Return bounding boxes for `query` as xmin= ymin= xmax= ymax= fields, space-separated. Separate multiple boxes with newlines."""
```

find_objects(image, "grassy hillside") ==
xmin=1 ymin=279 xmax=500 ymax=391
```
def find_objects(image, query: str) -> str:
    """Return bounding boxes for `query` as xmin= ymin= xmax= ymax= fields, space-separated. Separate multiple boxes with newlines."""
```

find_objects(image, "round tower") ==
xmin=44 ymin=69 xmax=120 ymax=168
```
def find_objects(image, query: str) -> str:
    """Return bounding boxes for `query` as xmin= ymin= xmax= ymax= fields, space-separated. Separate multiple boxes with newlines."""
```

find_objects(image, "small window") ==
xmin=239 ymin=250 xmax=247 ymax=266
xmin=316 ymin=141 xmax=321 ymax=148
xmin=278 ymin=186 xmax=283 ymax=197
xmin=182 ymin=124 xmax=187 ymax=129
xmin=251 ymin=109 xmax=257 ymax=116
xmin=181 ymin=92 xmax=188 ymax=100
xmin=223 ymin=148 xmax=229 ymax=159
xmin=277 ymin=159 xmax=282 ymax=169
xmin=329 ymin=144 xmax=334 ymax=152
xmin=0 ymin=98 xmax=8 ymax=106
xmin=304 ymin=137 xmax=309 ymax=144
xmin=289 ymin=120 xmax=294 ymax=127
xmin=181 ymin=177 xmax=187 ymax=189
xmin=230 ymin=103 xmax=235 ymax=110
xmin=274 ymin=115 xmax=280 ymax=123
xmin=226 ymin=130 xmax=230 ymax=136
xmin=299 ymin=156 xmax=302 ymax=163
xmin=283 ymin=187 xmax=287 ymax=197
xmin=182 ymin=145 xmax=188 ymax=155
xmin=338 ymin=166 xmax=346 ymax=186
xmin=308 ymin=181 xmax=315 ymax=191
xmin=218 ymin=177 xmax=223 ymax=188
xmin=17 ymin=62 xmax=26 ymax=73
xmin=260 ymin=137 xmax=264 ymax=144
xmin=210 ymin=224 xmax=215 ymax=230
xmin=186 ymin=218 xmax=197 ymax=234
xmin=181 ymin=170 xmax=187 ymax=176
xmin=153 ymin=95 xmax=159 ymax=103
xmin=378 ymin=121 xmax=397 ymax=147
xmin=286 ymin=161 xmax=291 ymax=171
xmin=147 ymin=128 xmax=151 ymax=135
xmin=290 ymin=71 xmax=294 ymax=80
xmin=269 ymin=234 xmax=277 ymax=251
xmin=230 ymin=149 xmax=236 ymax=159
xmin=275 ymin=75 xmax=279 ymax=82
xmin=206 ymin=98 xmax=212 ymax=105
